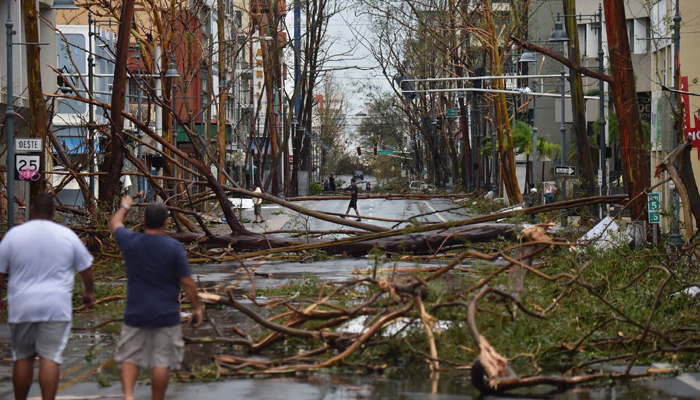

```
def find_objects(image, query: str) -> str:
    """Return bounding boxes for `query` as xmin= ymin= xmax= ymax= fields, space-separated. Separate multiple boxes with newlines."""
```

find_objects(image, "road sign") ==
xmin=446 ymin=108 xmax=459 ymax=118
xmin=554 ymin=166 xmax=577 ymax=176
xmin=377 ymin=150 xmax=394 ymax=155
xmin=648 ymin=193 xmax=661 ymax=224
xmin=597 ymin=169 xmax=602 ymax=186
xmin=288 ymin=155 xmax=293 ymax=165
xmin=15 ymin=138 xmax=42 ymax=153
xmin=15 ymin=153 xmax=43 ymax=181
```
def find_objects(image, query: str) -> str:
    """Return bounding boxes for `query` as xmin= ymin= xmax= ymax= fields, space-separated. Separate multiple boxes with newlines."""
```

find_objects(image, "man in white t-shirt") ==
xmin=0 ymin=194 xmax=95 ymax=400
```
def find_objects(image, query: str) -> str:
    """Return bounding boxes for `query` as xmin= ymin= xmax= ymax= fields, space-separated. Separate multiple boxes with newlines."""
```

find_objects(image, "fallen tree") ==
xmin=166 ymin=223 xmax=696 ymax=394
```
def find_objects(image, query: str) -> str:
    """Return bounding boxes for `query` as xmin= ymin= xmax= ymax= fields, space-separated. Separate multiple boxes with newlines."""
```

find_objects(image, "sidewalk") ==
xmin=242 ymin=205 xmax=291 ymax=233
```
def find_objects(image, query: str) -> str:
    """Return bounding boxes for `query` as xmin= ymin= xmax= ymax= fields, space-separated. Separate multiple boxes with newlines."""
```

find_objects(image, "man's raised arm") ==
xmin=110 ymin=196 xmax=134 ymax=233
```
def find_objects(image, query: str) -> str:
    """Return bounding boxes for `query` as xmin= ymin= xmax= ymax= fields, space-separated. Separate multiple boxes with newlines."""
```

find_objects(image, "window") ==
xmin=660 ymin=47 xmax=667 ymax=87
xmin=635 ymin=18 xmax=650 ymax=53
xmin=56 ymin=33 xmax=87 ymax=114
xmin=578 ymin=24 xmax=587 ymax=57
xmin=587 ymin=23 xmax=599 ymax=56
xmin=627 ymin=19 xmax=635 ymax=51
xmin=128 ymin=77 xmax=145 ymax=101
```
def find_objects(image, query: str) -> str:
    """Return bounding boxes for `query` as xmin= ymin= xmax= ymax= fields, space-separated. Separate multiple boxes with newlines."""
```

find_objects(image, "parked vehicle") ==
xmin=353 ymin=170 xmax=364 ymax=181
xmin=409 ymin=181 xmax=425 ymax=192
xmin=421 ymin=184 xmax=436 ymax=193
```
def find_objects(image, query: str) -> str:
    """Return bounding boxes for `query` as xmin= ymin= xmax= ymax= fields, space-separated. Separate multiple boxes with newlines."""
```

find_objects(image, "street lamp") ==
xmin=549 ymin=13 xmax=569 ymax=226
xmin=165 ymin=54 xmax=179 ymax=189
xmin=165 ymin=55 xmax=179 ymax=78
xmin=519 ymin=51 xmax=538 ymax=192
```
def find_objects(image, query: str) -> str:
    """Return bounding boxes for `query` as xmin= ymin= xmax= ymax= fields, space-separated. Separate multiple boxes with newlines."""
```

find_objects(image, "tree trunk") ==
xmin=217 ymin=0 xmax=226 ymax=185
xmin=100 ymin=0 xmax=136 ymax=208
xmin=563 ymin=0 xmax=596 ymax=198
xmin=168 ymin=224 xmax=515 ymax=255
xmin=484 ymin=0 xmax=522 ymax=204
xmin=22 ymin=0 xmax=48 ymax=200
xmin=603 ymin=0 xmax=649 ymax=222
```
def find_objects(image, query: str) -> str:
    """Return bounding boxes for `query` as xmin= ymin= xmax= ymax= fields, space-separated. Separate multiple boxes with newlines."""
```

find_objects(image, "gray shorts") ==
xmin=10 ymin=321 xmax=71 ymax=364
xmin=115 ymin=324 xmax=184 ymax=370
xmin=254 ymin=203 xmax=262 ymax=215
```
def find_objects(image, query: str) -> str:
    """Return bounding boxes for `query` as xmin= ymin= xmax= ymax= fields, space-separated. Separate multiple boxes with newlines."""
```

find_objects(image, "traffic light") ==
xmin=373 ymin=145 xmax=378 ymax=156
xmin=393 ymin=74 xmax=418 ymax=101
xmin=356 ymin=146 xmax=362 ymax=156
xmin=435 ymin=115 xmax=444 ymax=131
xmin=473 ymin=67 xmax=485 ymax=90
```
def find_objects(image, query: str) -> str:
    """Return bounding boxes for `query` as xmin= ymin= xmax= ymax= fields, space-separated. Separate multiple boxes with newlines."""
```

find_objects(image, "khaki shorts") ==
xmin=115 ymin=324 xmax=184 ymax=370
xmin=10 ymin=322 xmax=71 ymax=364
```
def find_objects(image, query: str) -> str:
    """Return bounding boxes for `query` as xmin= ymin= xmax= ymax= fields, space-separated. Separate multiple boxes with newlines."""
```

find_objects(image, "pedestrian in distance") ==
xmin=366 ymin=181 xmax=371 ymax=196
xmin=253 ymin=185 xmax=266 ymax=224
xmin=329 ymin=173 xmax=336 ymax=192
xmin=0 ymin=193 xmax=95 ymax=400
xmin=323 ymin=179 xmax=329 ymax=192
xmin=110 ymin=196 xmax=203 ymax=400
xmin=544 ymin=187 xmax=557 ymax=205
xmin=342 ymin=178 xmax=362 ymax=221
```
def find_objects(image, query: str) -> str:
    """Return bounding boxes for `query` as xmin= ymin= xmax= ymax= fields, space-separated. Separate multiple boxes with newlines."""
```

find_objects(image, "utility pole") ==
xmin=670 ymin=0 xmax=682 ymax=247
xmin=5 ymin=0 xmax=14 ymax=228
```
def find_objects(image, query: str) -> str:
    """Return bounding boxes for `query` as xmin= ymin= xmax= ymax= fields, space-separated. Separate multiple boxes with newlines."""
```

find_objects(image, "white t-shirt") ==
xmin=0 ymin=220 xmax=93 ymax=323
xmin=254 ymin=187 xmax=262 ymax=205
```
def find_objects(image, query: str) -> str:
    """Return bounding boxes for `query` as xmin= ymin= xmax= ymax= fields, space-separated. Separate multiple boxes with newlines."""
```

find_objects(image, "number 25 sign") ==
xmin=14 ymin=154 xmax=42 ymax=181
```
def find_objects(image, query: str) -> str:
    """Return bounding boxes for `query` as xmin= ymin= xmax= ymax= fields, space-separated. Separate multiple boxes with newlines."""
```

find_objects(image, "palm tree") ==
xmin=512 ymin=121 xmax=533 ymax=189
xmin=538 ymin=140 xmax=561 ymax=185
xmin=482 ymin=122 xmax=561 ymax=190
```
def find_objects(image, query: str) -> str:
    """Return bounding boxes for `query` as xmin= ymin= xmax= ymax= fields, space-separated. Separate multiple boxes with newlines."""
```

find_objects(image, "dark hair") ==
xmin=31 ymin=194 xmax=54 ymax=217
xmin=144 ymin=202 xmax=169 ymax=229
xmin=351 ymin=178 xmax=355 ymax=183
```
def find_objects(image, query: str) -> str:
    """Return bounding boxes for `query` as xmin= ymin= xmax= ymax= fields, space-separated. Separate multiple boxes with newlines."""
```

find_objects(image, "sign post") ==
xmin=554 ymin=165 xmax=577 ymax=176
xmin=14 ymin=138 xmax=43 ymax=222
xmin=648 ymin=193 xmax=660 ymax=224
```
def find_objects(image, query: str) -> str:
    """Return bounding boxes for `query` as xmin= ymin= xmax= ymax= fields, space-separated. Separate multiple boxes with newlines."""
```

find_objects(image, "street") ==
xmin=0 ymin=193 xmax=696 ymax=399
xmin=2 ymin=253 xmax=700 ymax=399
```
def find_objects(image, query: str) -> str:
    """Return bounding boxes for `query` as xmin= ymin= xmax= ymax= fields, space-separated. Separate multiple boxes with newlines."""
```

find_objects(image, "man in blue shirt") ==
xmin=544 ymin=187 xmax=557 ymax=204
xmin=110 ymin=196 xmax=202 ymax=400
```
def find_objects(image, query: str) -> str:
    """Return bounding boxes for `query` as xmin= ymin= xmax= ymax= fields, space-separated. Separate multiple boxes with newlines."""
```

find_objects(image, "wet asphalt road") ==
xmin=1 ymin=192 xmax=700 ymax=399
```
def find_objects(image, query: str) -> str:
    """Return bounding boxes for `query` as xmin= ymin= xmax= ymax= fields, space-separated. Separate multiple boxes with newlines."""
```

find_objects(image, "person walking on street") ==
xmin=342 ymin=178 xmax=362 ymax=221
xmin=110 ymin=196 xmax=203 ymax=400
xmin=0 ymin=193 xmax=95 ymax=400
xmin=329 ymin=173 xmax=336 ymax=192
xmin=365 ymin=181 xmax=371 ymax=196
xmin=253 ymin=185 xmax=266 ymax=224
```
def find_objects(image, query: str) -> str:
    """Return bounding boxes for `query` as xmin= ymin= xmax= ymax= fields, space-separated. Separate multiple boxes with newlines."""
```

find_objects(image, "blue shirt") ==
xmin=114 ymin=227 xmax=192 ymax=328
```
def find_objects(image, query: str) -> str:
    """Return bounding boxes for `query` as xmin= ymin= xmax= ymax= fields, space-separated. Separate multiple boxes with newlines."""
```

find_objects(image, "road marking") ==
xmin=423 ymin=201 xmax=446 ymax=222
xmin=678 ymin=374 xmax=700 ymax=392
xmin=58 ymin=364 xmax=83 ymax=379
xmin=653 ymin=363 xmax=700 ymax=392
xmin=56 ymin=359 xmax=116 ymax=394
